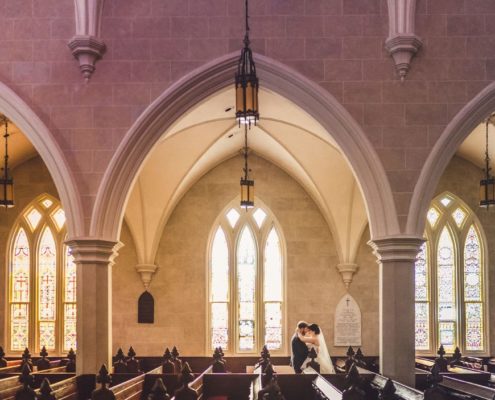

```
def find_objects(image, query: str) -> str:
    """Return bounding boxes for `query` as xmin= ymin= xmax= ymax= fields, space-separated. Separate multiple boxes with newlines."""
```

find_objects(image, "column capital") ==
xmin=65 ymin=238 xmax=123 ymax=265
xmin=368 ymin=235 xmax=425 ymax=264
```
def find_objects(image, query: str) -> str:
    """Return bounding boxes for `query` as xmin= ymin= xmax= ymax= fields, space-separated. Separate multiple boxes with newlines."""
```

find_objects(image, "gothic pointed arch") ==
xmin=0 ymin=82 xmax=83 ymax=237
xmin=408 ymin=82 xmax=495 ymax=236
xmin=91 ymin=52 xmax=399 ymax=243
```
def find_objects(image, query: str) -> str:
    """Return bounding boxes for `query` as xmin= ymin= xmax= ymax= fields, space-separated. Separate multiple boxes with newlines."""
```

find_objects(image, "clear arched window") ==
xmin=415 ymin=193 xmax=487 ymax=354
xmin=208 ymin=202 xmax=285 ymax=354
xmin=7 ymin=195 xmax=76 ymax=354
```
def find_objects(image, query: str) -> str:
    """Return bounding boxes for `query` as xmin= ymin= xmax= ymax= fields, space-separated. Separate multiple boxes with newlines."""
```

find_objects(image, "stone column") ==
xmin=66 ymin=238 xmax=122 ymax=374
xmin=369 ymin=236 xmax=424 ymax=386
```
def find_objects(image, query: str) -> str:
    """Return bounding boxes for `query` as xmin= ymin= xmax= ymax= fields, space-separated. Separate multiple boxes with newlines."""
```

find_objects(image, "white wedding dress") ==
xmin=302 ymin=331 xmax=335 ymax=374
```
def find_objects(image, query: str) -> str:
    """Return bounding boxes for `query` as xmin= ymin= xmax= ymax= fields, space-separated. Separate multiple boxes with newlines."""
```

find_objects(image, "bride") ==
xmin=297 ymin=323 xmax=335 ymax=373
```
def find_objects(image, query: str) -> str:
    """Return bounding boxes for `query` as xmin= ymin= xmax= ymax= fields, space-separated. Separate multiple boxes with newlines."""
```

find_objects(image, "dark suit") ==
xmin=291 ymin=332 xmax=309 ymax=373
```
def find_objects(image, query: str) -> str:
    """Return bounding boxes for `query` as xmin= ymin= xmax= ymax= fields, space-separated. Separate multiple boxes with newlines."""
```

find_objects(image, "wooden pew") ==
xmin=304 ymin=364 xmax=366 ymax=400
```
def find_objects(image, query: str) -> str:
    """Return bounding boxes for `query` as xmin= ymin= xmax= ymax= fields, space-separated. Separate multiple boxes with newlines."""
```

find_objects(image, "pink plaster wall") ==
xmin=0 ymin=0 xmax=493 ymax=230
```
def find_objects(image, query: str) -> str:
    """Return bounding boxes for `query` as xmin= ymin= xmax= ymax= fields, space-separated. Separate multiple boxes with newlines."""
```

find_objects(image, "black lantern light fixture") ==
xmin=235 ymin=0 xmax=259 ymax=127
xmin=0 ymin=116 xmax=14 ymax=208
xmin=480 ymin=114 xmax=495 ymax=208
xmin=240 ymin=125 xmax=254 ymax=209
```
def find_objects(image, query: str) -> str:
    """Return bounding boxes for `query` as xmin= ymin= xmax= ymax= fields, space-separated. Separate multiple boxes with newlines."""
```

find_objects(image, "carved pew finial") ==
xmin=344 ymin=346 xmax=355 ymax=373
xmin=257 ymin=345 xmax=271 ymax=372
xmin=212 ymin=347 xmax=227 ymax=373
xmin=148 ymin=378 xmax=171 ymax=400
xmin=126 ymin=346 xmax=141 ymax=373
xmin=15 ymin=363 xmax=36 ymax=400
xmin=37 ymin=346 xmax=51 ymax=371
xmin=258 ymin=362 xmax=285 ymax=400
xmin=92 ymin=364 xmax=115 ymax=400
xmin=342 ymin=363 xmax=365 ymax=400
xmin=66 ymin=348 xmax=76 ymax=373
xmin=424 ymin=363 xmax=447 ymax=400
xmin=0 ymin=346 xmax=7 ymax=367
xmin=171 ymin=347 xmax=182 ymax=374
xmin=433 ymin=345 xmax=448 ymax=373
xmin=450 ymin=347 xmax=462 ymax=367
xmin=38 ymin=378 xmax=56 ymax=400
xmin=162 ymin=348 xmax=175 ymax=374
xmin=174 ymin=362 xmax=197 ymax=400
xmin=113 ymin=348 xmax=127 ymax=373
xmin=380 ymin=378 xmax=396 ymax=400
xmin=21 ymin=348 xmax=33 ymax=371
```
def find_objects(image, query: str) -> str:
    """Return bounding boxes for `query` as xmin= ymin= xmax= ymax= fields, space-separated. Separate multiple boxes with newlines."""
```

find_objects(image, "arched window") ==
xmin=209 ymin=202 xmax=285 ymax=354
xmin=8 ymin=195 xmax=76 ymax=354
xmin=415 ymin=193 xmax=487 ymax=354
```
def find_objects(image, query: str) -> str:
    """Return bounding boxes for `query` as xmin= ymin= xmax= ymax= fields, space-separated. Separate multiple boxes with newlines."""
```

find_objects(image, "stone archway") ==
xmin=408 ymin=82 xmax=495 ymax=236
xmin=91 ymin=52 xmax=399 ymax=243
xmin=0 ymin=82 xmax=84 ymax=237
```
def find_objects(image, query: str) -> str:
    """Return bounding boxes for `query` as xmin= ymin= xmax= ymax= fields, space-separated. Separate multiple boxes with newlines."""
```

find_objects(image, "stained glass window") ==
xmin=38 ymin=228 xmax=57 ymax=350
xmin=26 ymin=209 xmax=42 ymax=230
xmin=264 ymin=228 xmax=282 ymax=350
xmin=237 ymin=226 xmax=256 ymax=351
xmin=464 ymin=226 xmax=483 ymax=351
xmin=415 ymin=243 xmax=429 ymax=350
xmin=452 ymin=208 xmax=466 ymax=227
xmin=10 ymin=229 xmax=30 ymax=351
xmin=64 ymin=246 xmax=77 ymax=351
xmin=427 ymin=208 xmax=440 ymax=227
xmin=210 ymin=228 xmax=229 ymax=350
xmin=52 ymin=208 xmax=66 ymax=230
xmin=9 ymin=197 xmax=76 ymax=354
xmin=418 ymin=194 xmax=486 ymax=354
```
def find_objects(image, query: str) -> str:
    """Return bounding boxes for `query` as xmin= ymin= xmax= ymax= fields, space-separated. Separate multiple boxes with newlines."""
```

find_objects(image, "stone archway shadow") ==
xmin=91 ymin=52 xmax=400 ymax=242
xmin=408 ymin=82 xmax=495 ymax=236
xmin=0 ymin=82 xmax=84 ymax=237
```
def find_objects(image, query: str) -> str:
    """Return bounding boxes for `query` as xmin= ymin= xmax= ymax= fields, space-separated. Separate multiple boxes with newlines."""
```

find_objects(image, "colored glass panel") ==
xmin=41 ymin=199 xmax=53 ymax=208
xmin=415 ymin=303 xmax=429 ymax=350
xmin=237 ymin=226 xmax=256 ymax=351
xmin=211 ymin=228 xmax=229 ymax=302
xmin=52 ymin=208 xmax=66 ymax=230
xmin=437 ymin=227 xmax=456 ymax=351
xmin=440 ymin=197 xmax=452 ymax=207
xmin=12 ymin=229 xmax=30 ymax=302
xmin=26 ymin=209 xmax=42 ymax=230
xmin=39 ymin=322 xmax=55 ymax=350
xmin=11 ymin=304 xmax=29 ymax=351
xmin=464 ymin=226 xmax=483 ymax=351
xmin=64 ymin=304 xmax=77 ymax=351
xmin=211 ymin=302 xmax=229 ymax=350
xmin=427 ymin=208 xmax=440 ymax=227
xmin=64 ymin=247 xmax=76 ymax=303
xmin=264 ymin=228 xmax=282 ymax=302
xmin=265 ymin=302 xmax=282 ymax=350
xmin=452 ymin=208 xmax=466 ymax=227
xmin=38 ymin=228 xmax=57 ymax=321
xmin=415 ymin=242 xmax=429 ymax=350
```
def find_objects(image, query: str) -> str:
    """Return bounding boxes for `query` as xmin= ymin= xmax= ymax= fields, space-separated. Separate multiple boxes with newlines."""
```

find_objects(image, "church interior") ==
xmin=1 ymin=0 xmax=495 ymax=399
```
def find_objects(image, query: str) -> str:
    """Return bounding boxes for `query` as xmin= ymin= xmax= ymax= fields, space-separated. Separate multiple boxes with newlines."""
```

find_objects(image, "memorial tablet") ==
xmin=334 ymin=294 xmax=361 ymax=346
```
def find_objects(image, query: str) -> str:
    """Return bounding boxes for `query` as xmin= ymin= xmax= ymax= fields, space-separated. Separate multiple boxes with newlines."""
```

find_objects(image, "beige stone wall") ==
xmin=435 ymin=155 xmax=495 ymax=354
xmin=0 ymin=156 xmax=59 ymax=351
xmin=112 ymin=154 xmax=379 ymax=356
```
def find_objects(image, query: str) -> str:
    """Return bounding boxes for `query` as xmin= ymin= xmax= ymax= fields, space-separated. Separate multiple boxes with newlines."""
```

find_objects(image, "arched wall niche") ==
xmin=91 ymin=52 xmax=399 ymax=243
xmin=0 ymin=82 xmax=83 ymax=238
xmin=408 ymin=82 xmax=495 ymax=236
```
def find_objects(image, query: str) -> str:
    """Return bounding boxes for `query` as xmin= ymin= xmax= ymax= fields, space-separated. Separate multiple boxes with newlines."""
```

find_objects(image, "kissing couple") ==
xmin=290 ymin=321 xmax=335 ymax=374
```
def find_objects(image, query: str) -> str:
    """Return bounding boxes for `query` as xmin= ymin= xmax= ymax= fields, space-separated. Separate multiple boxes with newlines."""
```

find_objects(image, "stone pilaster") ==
xmin=369 ymin=235 xmax=424 ymax=386
xmin=65 ymin=238 xmax=122 ymax=374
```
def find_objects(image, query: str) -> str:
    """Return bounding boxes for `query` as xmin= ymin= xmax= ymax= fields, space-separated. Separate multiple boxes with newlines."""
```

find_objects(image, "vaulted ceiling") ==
xmin=124 ymin=88 xmax=368 ymax=267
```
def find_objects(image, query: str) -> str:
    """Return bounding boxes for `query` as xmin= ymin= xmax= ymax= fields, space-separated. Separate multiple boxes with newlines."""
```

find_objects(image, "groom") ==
xmin=291 ymin=321 xmax=309 ymax=373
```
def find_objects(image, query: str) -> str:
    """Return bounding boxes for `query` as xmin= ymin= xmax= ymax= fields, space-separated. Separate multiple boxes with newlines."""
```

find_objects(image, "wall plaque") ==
xmin=138 ymin=291 xmax=154 ymax=323
xmin=334 ymin=294 xmax=361 ymax=346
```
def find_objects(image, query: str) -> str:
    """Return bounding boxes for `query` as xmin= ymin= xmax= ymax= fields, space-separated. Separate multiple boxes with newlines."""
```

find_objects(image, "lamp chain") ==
xmin=486 ymin=118 xmax=492 ymax=180
xmin=244 ymin=0 xmax=250 ymax=47
xmin=243 ymin=124 xmax=249 ymax=180
xmin=3 ymin=118 xmax=7 ymax=181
